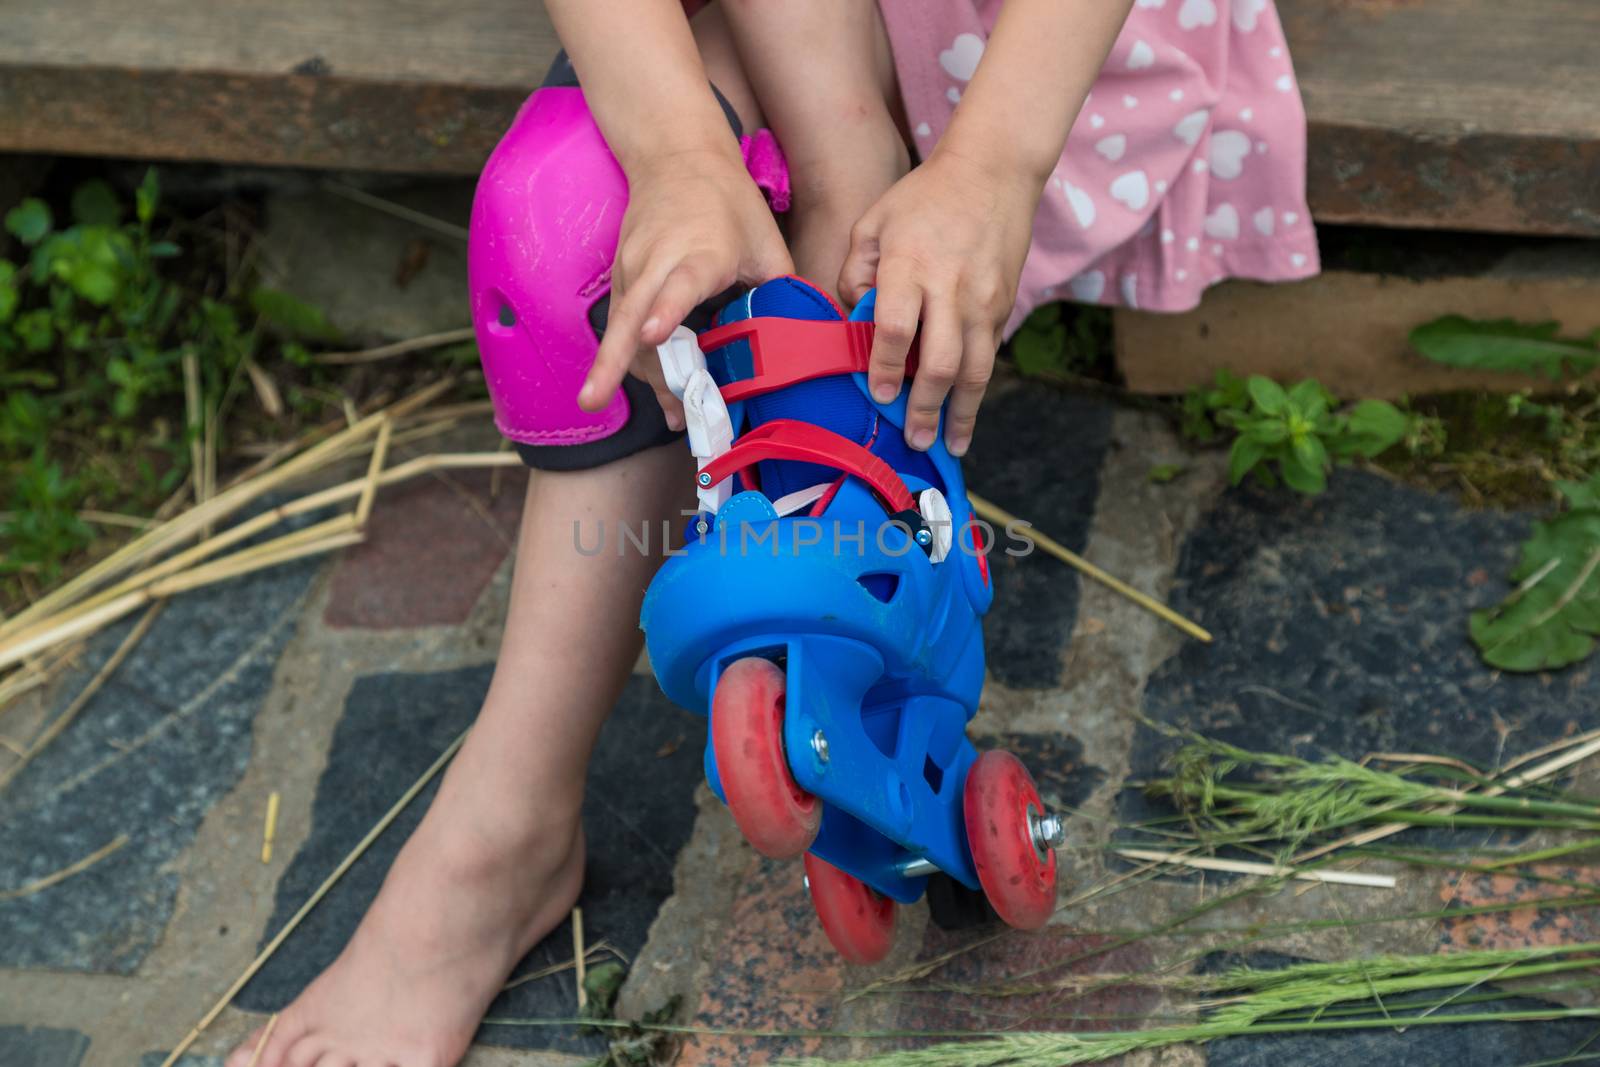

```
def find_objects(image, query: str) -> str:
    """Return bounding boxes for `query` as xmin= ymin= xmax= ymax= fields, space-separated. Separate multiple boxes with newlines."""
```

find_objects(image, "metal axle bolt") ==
xmin=698 ymin=472 xmax=713 ymax=487
xmin=1030 ymin=811 xmax=1067 ymax=853
xmin=811 ymin=729 xmax=830 ymax=763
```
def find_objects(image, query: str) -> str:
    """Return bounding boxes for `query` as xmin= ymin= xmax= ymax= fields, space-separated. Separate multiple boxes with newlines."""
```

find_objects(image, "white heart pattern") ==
xmin=1208 ymin=130 xmax=1251 ymax=180
xmin=1275 ymin=74 xmax=1293 ymax=92
xmin=947 ymin=87 xmax=962 ymax=104
xmin=914 ymin=122 xmax=932 ymax=138
xmin=1233 ymin=0 xmax=1267 ymax=32
xmin=1173 ymin=109 xmax=1209 ymax=146
xmin=1203 ymin=203 xmax=1240 ymax=240
xmin=1283 ymin=210 xmax=1300 ymax=226
xmin=1120 ymin=273 xmax=1140 ymax=308
xmin=1069 ymin=271 xmax=1106 ymax=302
xmin=1127 ymin=39 xmax=1155 ymax=70
xmin=1123 ymin=94 xmax=1139 ymax=109
xmin=1089 ymin=113 xmax=1106 ymax=129
xmin=1253 ymin=206 xmax=1275 ymax=235
xmin=1291 ymin=252 xmax=1308 ymax=268
xmin=1062 ymin=181 xmax=1097 ymax=229
xmin=1109 ymin=170 xmax=1151 ymax=212
xmin=938 ymin=33 xmax=985 ymax=81
xmin=1136 ymin=0 xmax=1166 ymax=7
xmin=1094 ymin=134 xmax=1127 ymax=162
xmin=1178 ymin=0 xmax=1217 ymax=30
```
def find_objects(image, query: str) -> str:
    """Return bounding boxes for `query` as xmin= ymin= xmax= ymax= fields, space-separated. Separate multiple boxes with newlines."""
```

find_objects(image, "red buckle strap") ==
xmin=698 ymin=318 xmax=919 ymax=403
xmin=698 ymin=419 xmax=917 ymax=514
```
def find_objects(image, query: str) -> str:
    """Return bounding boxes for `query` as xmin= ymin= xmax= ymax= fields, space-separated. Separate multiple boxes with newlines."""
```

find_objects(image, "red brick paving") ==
xmin=894 ymin=925 xmax=1161 ymax=1037
xmin=1438 ymin=865 xmax=1600 ymax=951
xmin=677 ymin=855 xmax=845 ymax=1066
xmin=323 ymin=469 xmax=526 ymax=629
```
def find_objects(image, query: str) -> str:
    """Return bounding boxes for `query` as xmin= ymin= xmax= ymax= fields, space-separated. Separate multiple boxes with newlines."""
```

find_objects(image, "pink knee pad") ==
xmin=470 ymin=87 xmax=628 ymax=445
xmin=469 ymin=87 xmax=792 ymax=448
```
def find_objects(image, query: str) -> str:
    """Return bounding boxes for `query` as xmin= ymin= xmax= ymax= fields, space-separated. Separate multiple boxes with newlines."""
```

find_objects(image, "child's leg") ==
xmin=229 ymin=6 xmax=755 ymax=1066
xmin=720 ymin=1 xmax=910 ymax=299
xmin=231 ymin=446 xmax=692 ymax=1067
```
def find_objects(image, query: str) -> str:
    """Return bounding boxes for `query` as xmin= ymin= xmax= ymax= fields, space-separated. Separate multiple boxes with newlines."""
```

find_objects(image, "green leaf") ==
xmin=5 ymin=198 xmax=52 ymax=244
xmin=15 ymin=308 xmax=54 ymax=352
xmin=1287 ymin=379 xmax=1331 ymax=419
xmin=1011 ymin=321 xmax=1066 ymax=376
xmin=1342 ymin=399 xmax=1410 ymax=458
xmin=1240 ymin=416 xmax=1288 ymax=445
xmin=1410 ymin=315 xmax=1600 ymax=379
xmin=580 ymin=961 xmax=627 ymax=1022
xmin=0 ymin=260 xmax=17 ymax=323
xmin=70 ymin=179 xmax=123 ymax=226
xmin=249 ymin=287 xmax=341 ymax=342
xmin=1557 ymin=474 xmax=1600 ymax=512
xmin=1473 ymin=510 xmax=1600 ymax=671
xmin=1246 ymin=376 xmax=1288 ymax=416
xmin=1279 ymin=451 xmax=1327 ymax=494
xmin=1148 ymin=463 xmax=1187 ymax=485
xmin=135 ymin=168 xmax=160 ymax=226
xmin=1227 ymin=435 xmax=1266 ymax=486
xmin=1291 ymin=431 xmax=1329 ymax=474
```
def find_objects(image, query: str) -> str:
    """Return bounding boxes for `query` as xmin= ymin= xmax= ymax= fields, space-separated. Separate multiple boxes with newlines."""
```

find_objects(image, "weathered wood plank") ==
xmin=1114 ymin=248 xmax=1600 ymax=398
xmin=1279 ymin=0 xmax=1600 ymax=236
xmin=0 ymin=0 xmax=1597 ymax=234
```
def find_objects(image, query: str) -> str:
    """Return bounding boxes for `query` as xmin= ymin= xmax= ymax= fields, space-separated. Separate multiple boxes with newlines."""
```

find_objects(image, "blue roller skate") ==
xmin=640 ymin=276 xmax=1063 ymax=962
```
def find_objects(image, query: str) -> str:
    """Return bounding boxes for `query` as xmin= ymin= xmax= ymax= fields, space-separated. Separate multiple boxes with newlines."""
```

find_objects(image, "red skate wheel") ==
xmin=963 ymin=750 xmax=1057 ymax=930
xmin=804 ymin=852 xmax=896 ymax=964
xmin=712 ymin=657 xmax=820 ymax=859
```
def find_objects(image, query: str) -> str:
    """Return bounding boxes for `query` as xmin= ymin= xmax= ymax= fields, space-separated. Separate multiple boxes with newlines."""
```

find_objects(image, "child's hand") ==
xmin=579 ymin=149 xmax=793 ymax=427
xmin=839 ymin=148 xmax=1038 ymax=457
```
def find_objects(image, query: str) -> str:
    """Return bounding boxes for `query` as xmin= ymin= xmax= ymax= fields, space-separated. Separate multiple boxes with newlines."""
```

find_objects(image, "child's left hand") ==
xmin=838 ymin=146 xmax=1040 ymax=458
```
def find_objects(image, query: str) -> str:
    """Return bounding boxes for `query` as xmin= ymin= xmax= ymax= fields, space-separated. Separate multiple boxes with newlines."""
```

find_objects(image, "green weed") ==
xmin=1181 ymin=371 xmax=1418 ymax=493
xmin=0 ymin=170 xmax=346 ymax=602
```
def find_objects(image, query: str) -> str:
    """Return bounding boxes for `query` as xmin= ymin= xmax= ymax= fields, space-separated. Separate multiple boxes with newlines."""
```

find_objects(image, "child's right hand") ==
xmin=578 ymin=148 xmax=792 ymax=428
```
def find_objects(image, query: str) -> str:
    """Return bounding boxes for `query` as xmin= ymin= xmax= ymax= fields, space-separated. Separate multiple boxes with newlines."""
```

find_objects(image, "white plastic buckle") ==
xmin=683 ymin=370 xmax=734 ymax=514
xmin=657 ymin=325 xmax=705 ymax=400
xmin=918 ymin=488 xmax=954 ymax=563
xmin=657 ymin=327 xmax=736 ymax=516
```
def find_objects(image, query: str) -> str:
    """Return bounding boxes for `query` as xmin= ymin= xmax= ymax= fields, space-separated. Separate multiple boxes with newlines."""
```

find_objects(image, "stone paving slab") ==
xmin=1120 ymin=471 xmax=1584 ymax=851
xmin=0 ymin=1024 xmax=92 ymax=1067
xmin=323 ymin=470 xmax=523 ymax=630
xmin=965 ymin=385 xmax=1112 ymax=690
xmin=0 ymin=559 xmax=318 ymax=974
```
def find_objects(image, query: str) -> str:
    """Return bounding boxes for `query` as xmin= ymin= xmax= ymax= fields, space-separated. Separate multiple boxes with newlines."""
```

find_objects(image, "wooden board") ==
xmin=1 ymin=0 xmax=1598 ymax=236
xmin=1114 ymin=247 xmax=1600 ymax=398
xmin=1280 ymin=0 xmax=1600 ymax=237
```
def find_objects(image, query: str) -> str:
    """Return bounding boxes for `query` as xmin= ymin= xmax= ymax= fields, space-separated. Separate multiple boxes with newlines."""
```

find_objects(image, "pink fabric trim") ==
xmin=741 ymin=129 xmax=792 ymax=213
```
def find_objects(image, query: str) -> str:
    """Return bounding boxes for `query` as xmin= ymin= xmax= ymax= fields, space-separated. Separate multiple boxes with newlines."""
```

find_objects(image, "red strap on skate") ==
xmin=698 ymin=419 xmax=917 ymax=514
xmin=697 ymin=318 xmax=919 ymax=403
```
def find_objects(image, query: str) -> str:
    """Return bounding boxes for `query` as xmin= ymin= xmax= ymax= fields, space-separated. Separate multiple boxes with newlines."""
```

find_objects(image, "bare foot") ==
xmin=228 ymin=796 xmax=584 ymax=1067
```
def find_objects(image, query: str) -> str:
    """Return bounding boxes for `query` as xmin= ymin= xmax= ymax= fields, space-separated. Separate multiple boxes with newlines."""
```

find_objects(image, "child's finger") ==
xmin=901 ymin=298 xmax=960 ymax=451
xmin=943 ymin=323 xmax=996 ymax=457
xmin=865 ymin=270 xmax=921 ymax=405
xmin=838 ymin=218 xmax=883 ymax=306
xmin=644 ymin=259 xmax=720 ymax=347
xmin=582 ymin=268 xmax=662 ymax=411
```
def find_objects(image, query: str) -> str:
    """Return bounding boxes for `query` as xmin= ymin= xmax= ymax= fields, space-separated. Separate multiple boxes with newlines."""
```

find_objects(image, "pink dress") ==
xmin=877 ymin=0 xmax=1320 ymax=334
